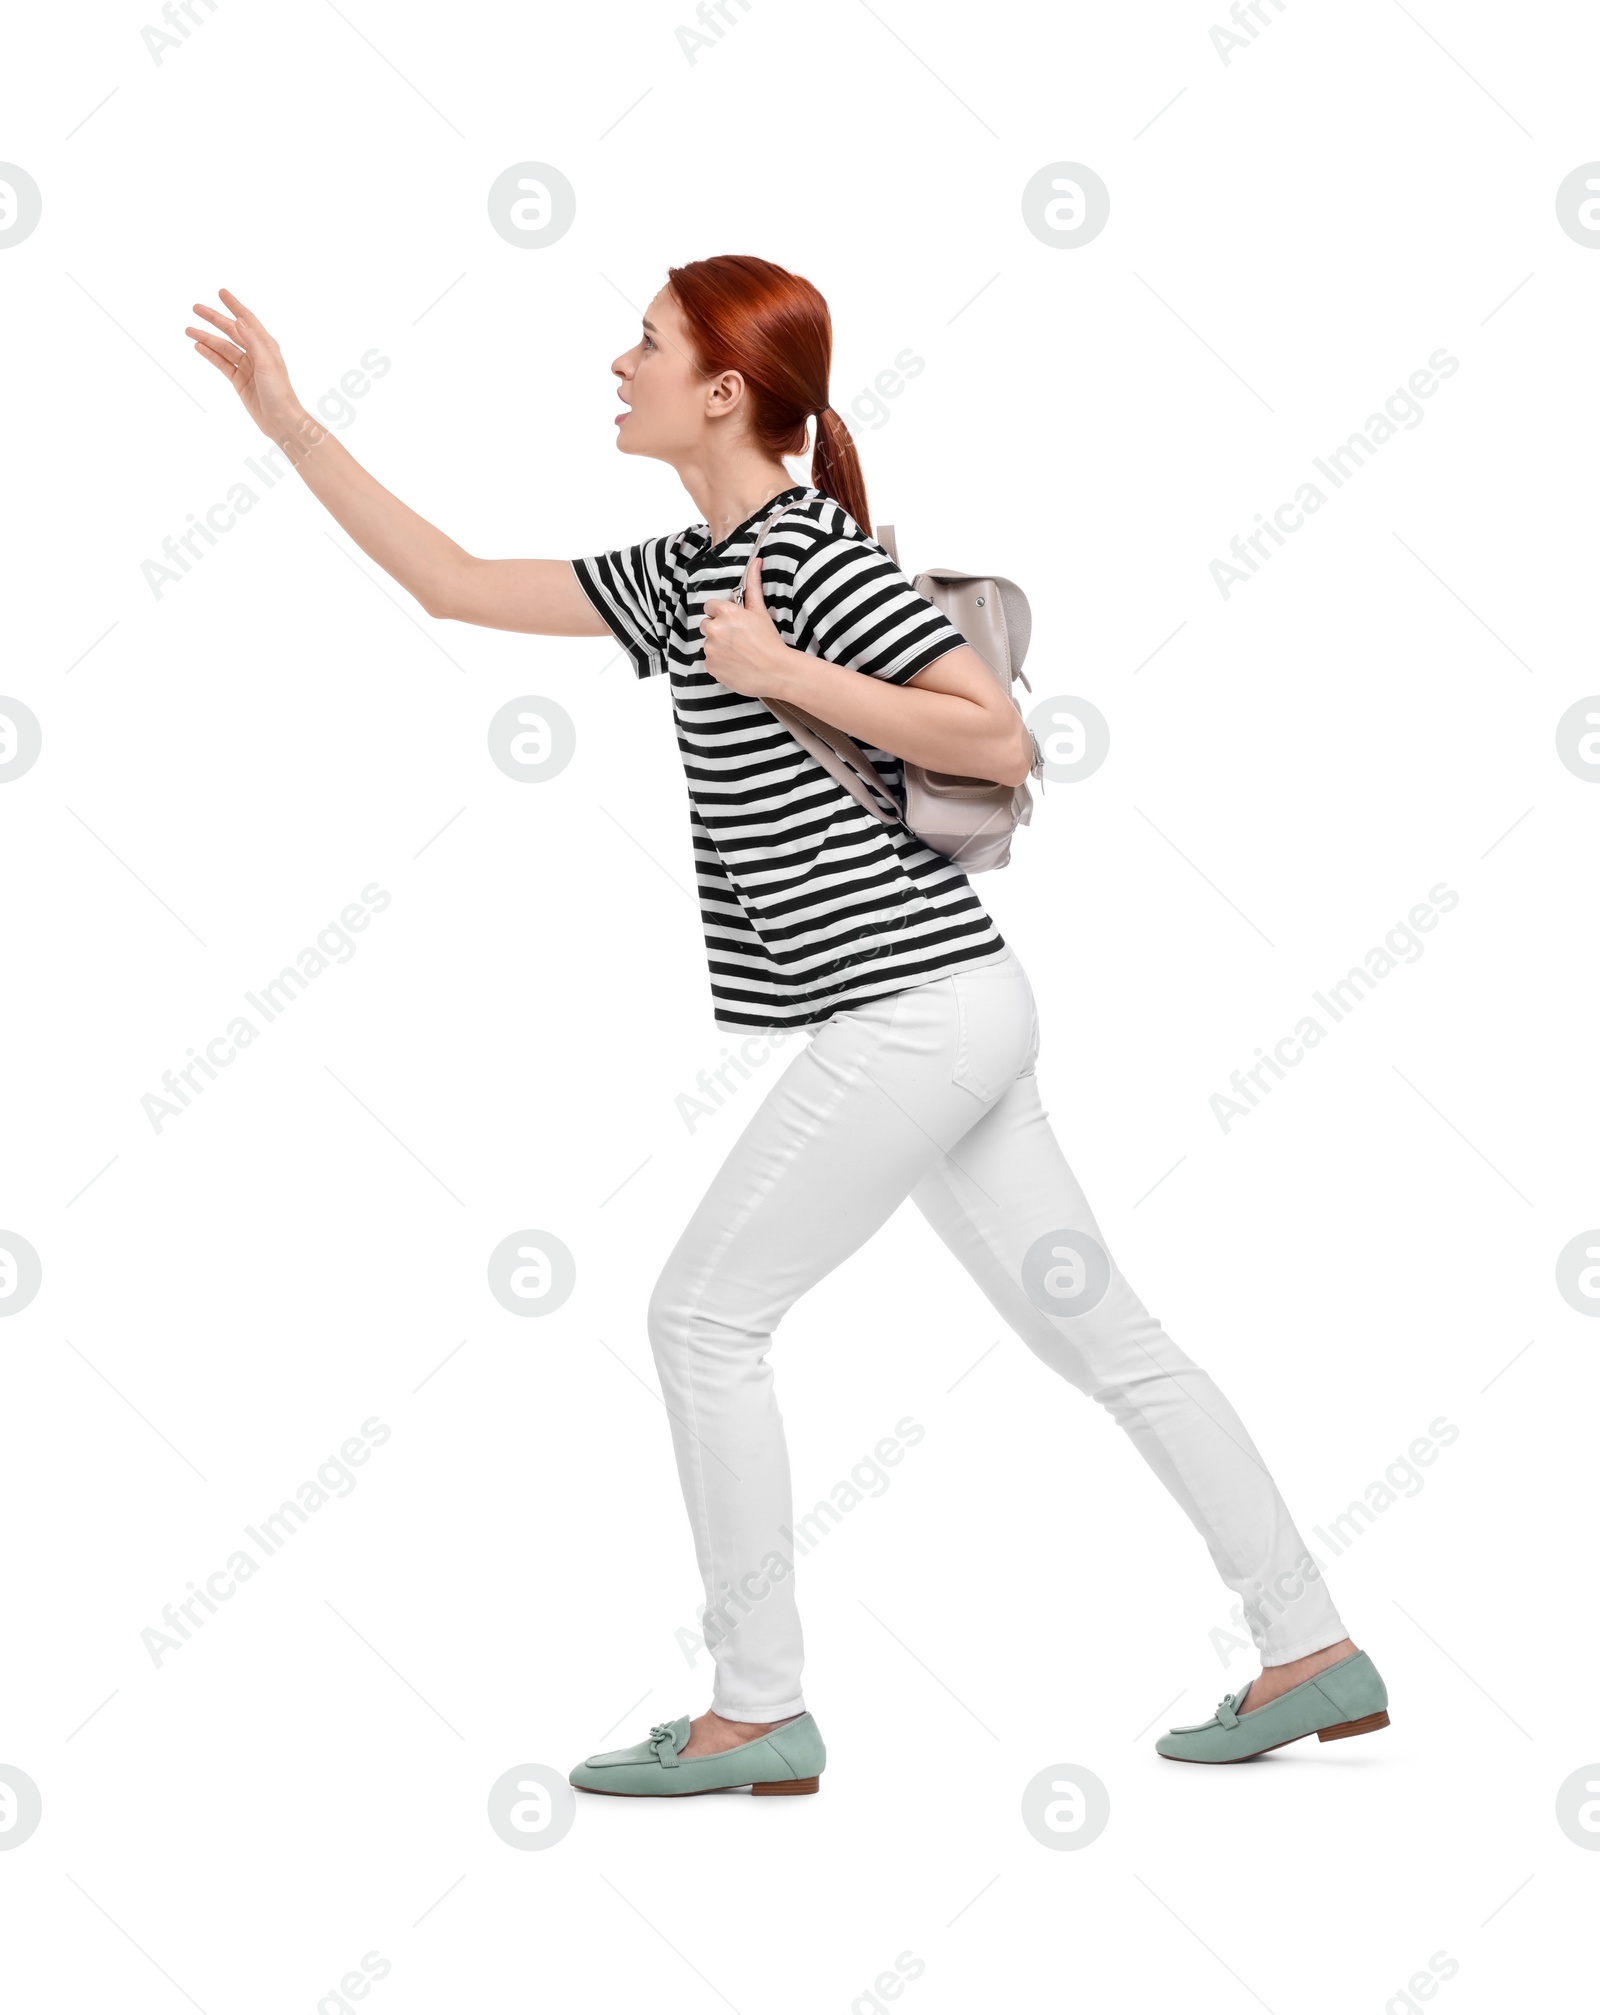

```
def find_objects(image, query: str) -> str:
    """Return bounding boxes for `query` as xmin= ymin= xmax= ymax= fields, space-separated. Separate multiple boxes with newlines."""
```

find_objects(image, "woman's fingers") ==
xmin=188 ymin=302 xmax=250 ymax=384
xmin=217 ymin=287 xmax=278 ymax=351
xmin=186 ymin=324 xmax=245 ymax=367
xmin=195 ymin=291 xmax=283 ymax=363
xmin=191 ymin=301 xmax=243 ymax=344
xmin=190 ymin=339 xmax=240 ymax=381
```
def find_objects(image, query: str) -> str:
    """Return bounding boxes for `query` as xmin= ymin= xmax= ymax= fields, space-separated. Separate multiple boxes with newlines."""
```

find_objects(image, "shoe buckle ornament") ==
xmin=1215 ymin=1692 xmax=1242 ymax=1730
xmin=648 ymin=1721 xmax=682 ymax=1768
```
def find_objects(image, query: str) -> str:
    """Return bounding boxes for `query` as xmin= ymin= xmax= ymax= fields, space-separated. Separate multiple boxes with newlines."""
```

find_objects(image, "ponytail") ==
xmin=811 ymin=406 xmax=870 ymax=531
xmin=667 ymin=254 xmax=872 ymax=532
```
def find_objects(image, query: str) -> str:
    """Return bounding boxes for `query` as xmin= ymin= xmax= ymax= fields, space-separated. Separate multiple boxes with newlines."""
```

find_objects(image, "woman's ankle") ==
xmin=682 ymin=1706 xmax=803 ymax=1757
xmin=1243 ymin=1637 xmax=1359 ymax=1710
xmin=710 ymin=1709 xmax=788 ymax=1736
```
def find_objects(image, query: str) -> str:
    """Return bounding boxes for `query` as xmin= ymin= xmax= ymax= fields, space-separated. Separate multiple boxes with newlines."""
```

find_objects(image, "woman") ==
xmin=187 ymin=254 xmax=1388 ymax=1791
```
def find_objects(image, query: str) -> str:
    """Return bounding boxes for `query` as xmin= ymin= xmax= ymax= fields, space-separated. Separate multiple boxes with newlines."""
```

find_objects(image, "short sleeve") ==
xmin=569 ymin=535 xmax=678 ymax=679
xmin=779 ymin=524 xmax=965 ymax=685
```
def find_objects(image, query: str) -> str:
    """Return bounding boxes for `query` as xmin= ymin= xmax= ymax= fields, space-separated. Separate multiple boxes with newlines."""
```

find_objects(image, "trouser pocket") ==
xmin=950 ymin=955 xmax=1038 ymax=1103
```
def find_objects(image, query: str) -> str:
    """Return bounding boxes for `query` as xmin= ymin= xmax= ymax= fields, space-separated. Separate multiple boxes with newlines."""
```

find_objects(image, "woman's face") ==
xmin=611 ymin=288 xmax=740 ymax=461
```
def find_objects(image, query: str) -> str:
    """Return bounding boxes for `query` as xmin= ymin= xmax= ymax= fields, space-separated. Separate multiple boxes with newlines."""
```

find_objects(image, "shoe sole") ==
xmin=574 ymin=1775 xmax=821 ymax=1798
xmin=1159 ymin=1709 xmax=1391 ymax=1764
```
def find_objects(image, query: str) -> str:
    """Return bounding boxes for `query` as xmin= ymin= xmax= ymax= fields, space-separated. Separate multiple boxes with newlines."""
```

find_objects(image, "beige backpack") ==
xmin=734 ymin=507 xmax=1043 ymax=873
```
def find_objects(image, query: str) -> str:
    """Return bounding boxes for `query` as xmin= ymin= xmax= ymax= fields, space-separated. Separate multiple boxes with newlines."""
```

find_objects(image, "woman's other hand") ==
xmin=699 ymin=557 xmax=794 ymax=695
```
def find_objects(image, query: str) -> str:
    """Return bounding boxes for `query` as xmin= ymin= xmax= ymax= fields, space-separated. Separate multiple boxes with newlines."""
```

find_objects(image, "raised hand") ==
xmin=185 ymin=287 xmax=306 ymax=439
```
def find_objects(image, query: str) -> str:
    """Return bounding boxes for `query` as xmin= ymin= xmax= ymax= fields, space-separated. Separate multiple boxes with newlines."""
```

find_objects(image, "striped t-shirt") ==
xmin=571 ymin=485 xmax=1007 ymax=1031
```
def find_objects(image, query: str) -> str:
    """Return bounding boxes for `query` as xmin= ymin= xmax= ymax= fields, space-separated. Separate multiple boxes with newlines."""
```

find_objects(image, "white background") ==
xmin=2 ymin=0 xmax=1596 ymax=2008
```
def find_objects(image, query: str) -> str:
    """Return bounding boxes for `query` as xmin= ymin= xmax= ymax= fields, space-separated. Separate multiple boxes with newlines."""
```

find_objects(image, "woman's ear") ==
xmin=705 ymin=368 xmax=747 ymax=419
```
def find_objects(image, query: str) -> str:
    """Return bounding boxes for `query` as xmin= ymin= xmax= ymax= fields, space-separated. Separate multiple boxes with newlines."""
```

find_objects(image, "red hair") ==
xmin=666 ymin=254 xmax=870 ymax=529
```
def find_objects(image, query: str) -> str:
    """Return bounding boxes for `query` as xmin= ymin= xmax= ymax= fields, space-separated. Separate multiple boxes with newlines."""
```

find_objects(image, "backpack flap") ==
xmin=868 ymin=525 xmax=1040 ymax=873
xmin=906 ymin=568 xmax=1037 ymax=810
xmin=915 ymin=568 xmax=1032 ymax=693
xmin=996 ymin=578 xmax=1031 ymax=688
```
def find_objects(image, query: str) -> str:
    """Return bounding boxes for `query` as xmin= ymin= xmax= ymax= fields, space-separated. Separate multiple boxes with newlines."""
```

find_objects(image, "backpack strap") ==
xmin=733 ymin=502 xmax=905 ymax=827
xmin=728 ymin=495 xmax=795 ymax=605
xmin=767 ymin=697 xmax=904 ymax=825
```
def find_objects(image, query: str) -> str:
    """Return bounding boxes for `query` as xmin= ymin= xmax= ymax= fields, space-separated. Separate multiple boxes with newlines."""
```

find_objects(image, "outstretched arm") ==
xmin=187 ymin=290 xmax=607 ymax=638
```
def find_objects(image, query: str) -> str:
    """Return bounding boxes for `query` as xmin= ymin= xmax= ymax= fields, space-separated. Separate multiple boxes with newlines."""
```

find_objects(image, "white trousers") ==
xmin=648 ymin=947 xmax=1346 ymax=1720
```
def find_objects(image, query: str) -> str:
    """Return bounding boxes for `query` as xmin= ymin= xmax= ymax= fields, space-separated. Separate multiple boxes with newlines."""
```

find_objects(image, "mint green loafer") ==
xmin=569 ymin=1712 xmax=826 ymax=1797
xmin=1156 ymin=1650 xmax=1390 ymax=1764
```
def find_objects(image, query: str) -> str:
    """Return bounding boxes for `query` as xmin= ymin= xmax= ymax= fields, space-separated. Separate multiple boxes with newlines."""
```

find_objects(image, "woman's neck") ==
xmin=680 ymin=455 xmax=802 ymax=544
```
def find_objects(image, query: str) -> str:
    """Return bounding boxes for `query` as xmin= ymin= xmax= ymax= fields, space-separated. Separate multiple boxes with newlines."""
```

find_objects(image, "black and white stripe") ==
xmin=573 ymin=486 xmax=1007 ymax=1030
